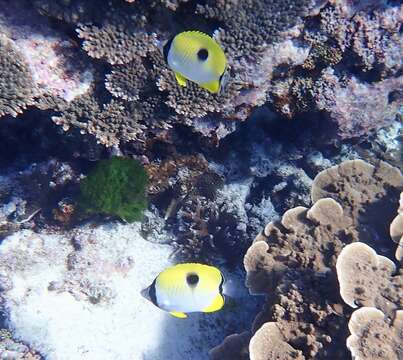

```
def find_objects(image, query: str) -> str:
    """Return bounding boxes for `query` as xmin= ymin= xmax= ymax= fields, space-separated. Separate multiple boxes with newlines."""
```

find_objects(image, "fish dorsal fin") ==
xmin=170 ymin=311 xmax=188 ymax=318
xmin=174 ymin=72 xmax=187 ymax=87
xmin=202 ymin=293 xmax=224 ymax=313
xmin=200 ymin=80 xmax=220 ymax=94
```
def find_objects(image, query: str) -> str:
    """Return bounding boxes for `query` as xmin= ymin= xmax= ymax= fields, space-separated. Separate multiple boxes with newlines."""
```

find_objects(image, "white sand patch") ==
xmin=0 ymin=223 xmax=259 ymax=360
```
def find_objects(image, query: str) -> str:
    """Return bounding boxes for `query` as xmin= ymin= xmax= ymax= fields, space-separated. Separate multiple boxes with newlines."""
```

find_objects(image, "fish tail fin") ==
xmin=174 ymin=72 xmax=187 ymax=87
xmin=200 ymin=80 xmax=220 ymax=94
xmin=203 ymin=293 xmax=225 ymax=313
xmin=170 ymin=311 xmax=188 ymax=318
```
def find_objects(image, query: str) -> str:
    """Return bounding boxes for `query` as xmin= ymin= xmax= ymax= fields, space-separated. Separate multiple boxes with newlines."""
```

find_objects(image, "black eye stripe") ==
xmin=197 ymin=48 xmax=208 ymax=61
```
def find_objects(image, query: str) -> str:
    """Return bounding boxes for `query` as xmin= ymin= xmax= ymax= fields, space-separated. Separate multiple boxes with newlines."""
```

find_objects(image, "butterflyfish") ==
xmin=163 ymin=31 xmax=227 ymax=94
xmin=141 ymin=263 xmax=225 ymax=318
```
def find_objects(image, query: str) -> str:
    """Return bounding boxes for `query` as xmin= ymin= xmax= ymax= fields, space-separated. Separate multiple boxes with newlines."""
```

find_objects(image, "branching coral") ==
xmin=77 ymin=24 xmax=153 ymax=65
xmin=0 ymin=35 xmax=36 ymax=117
xmin=52 ymin=94 xmax=148 ymax=147
xmin=105 ymin=58 xmax=149 ymax=101
xmin=0 ymin=0 xmax=93 ymax=118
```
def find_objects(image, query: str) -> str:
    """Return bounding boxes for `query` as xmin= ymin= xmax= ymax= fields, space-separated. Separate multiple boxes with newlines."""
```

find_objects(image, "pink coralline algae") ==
xmin=0 ymin=0 xmax=93 ymax=117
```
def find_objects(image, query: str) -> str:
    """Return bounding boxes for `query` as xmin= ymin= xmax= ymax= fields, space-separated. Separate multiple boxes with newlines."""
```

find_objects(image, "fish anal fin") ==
xmin=174 ymin=72 xmax=187 ymax=87
xmin=170 ymin=311 xmax=188 ymax=318
xmin=203 ymin=294 xmax=224 ymax=313
xmin=200 ymin=80 xmax=220 ymax=94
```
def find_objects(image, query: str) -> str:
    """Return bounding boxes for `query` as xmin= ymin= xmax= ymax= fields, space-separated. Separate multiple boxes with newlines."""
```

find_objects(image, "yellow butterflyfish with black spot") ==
xmin=141 ymin=263 xmax=225 ymax=318
xmin=163 ymin=31 xmax=227 ymax=94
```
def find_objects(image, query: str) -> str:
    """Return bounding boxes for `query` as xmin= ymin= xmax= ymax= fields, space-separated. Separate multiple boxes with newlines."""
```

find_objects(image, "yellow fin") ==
xmin=170 ymin=311 xmax=188 ymax=318
xmin=200 ymin=80 xmax=220 ymax=94
xmin=174 ymin=72 xmax=187 ymax=87
xmin=203 ymin=293 xmax=224 ymax=313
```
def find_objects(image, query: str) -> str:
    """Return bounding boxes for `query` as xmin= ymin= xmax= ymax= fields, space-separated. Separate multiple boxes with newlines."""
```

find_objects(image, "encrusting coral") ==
xmin=213 ymin=159 xmax=403 ymax=359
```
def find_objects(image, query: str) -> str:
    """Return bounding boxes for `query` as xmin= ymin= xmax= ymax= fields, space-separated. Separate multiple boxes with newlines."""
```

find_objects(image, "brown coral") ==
xmin=105 ymin=58 xmax=149 ymax=101
xmin=390 ymin=192 xmax=403 ymax=261
xmin=52 ymin=94 xmax=146 ymax=147
xmin=347 ymin=307 xmax=403 ymax=360
xmin=77 ymin=24 xmax=153 ymax=65
xmin=0 ymin=36 xmax=36 ymax=117
xmin=249 ymin=322 xmax=304 ymax=360
xmin=214 ymin=159 xmax=402 ymax=360
xmin=209 ymin=332 xmax=250 ymax=360
xmin=336 ymin=242 xmax=401 ymax=313
xmin=244 ymin=198 xmax=353 ymax=295
xmin=311 ymin=159 xmax=403 ymax=248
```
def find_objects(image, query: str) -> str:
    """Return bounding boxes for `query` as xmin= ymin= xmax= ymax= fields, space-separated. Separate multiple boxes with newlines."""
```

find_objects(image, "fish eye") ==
xmin=186 ymin=273 xmax=199 ymax=286
xmin=197 ymin=48 xmax=209 ymax=61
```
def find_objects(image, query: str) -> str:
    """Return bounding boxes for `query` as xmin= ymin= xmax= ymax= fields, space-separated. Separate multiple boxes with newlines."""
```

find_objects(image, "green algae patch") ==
xmin=79 ymin=157 xmax=148 ymax=222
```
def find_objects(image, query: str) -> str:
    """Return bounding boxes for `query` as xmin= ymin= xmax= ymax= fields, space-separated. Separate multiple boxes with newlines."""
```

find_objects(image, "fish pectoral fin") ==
xmin=174 ymin=72 xmax=187 ymax=87
xmin=200 ymin=80 xmax=220 ymax=94
xmin=203 ymin=294 xmax=224 ymax=313
xmin=169 ymin=311 xmax=188 ymax=318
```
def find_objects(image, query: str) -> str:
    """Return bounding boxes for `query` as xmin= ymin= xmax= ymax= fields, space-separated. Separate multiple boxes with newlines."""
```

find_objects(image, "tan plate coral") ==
xmin=347 ymin=307 xmax=403 ymax=360
xmin=336 ymin=242 xmax=401 ymax=312
xmin=390 ymin=192 xmax=403 ymax=261
xmin=214 ymin=159 xmax=402 ymax=359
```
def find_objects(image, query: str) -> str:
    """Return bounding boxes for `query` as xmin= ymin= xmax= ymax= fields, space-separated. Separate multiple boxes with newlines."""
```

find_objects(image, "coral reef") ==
xmin=213 ymin=159 xmax=402 ymax=359
xmin=269 ymin=2 xmax=402 ymax=139
xmin=1 ymin=0 xmax=399 ymax=150
xmin=336 ymin=242 xmax=401 ymax=313
xmin=79 ymin=157 xmax=148 ymax=222
xmin=0 ymin=329 xmax=42 ymax=360
xmin=0 ymin=0 xmax=93 ymax=116
xmin=346 ymin=307 xmax=403 ymax=360
xmin=390 ymin=192 xmax=403 ymax=261
xmin=0 ymin=1 xmax=402 ymax=359
xmin=0 ymin=35 xmax=36 ymax=117
xmin=249 ymin=322 xmax=304 ymax=360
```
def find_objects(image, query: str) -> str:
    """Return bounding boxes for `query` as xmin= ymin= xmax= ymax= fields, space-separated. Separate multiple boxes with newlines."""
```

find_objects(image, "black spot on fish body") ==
xmin=186 ymin=273 xmax=199 ymax=287
xmin=197 ymin=48 xmax=208 ymax=61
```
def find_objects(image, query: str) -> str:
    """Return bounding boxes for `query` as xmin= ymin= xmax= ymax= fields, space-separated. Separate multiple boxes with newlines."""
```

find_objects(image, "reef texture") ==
xmin=336 ymin=242 xmax=401 ymax=313
xmin=0 ymin=0 xmax=93 ymax=117
xmin=214 ymin=159 xmax=403 ymax=359
xmin=0 ymin=0 xmax=398 ymax=149
xmin=390 ymin=192 xmax=403 ymax=261
xmin=346 ymin=307 xmax=403 ymax=360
